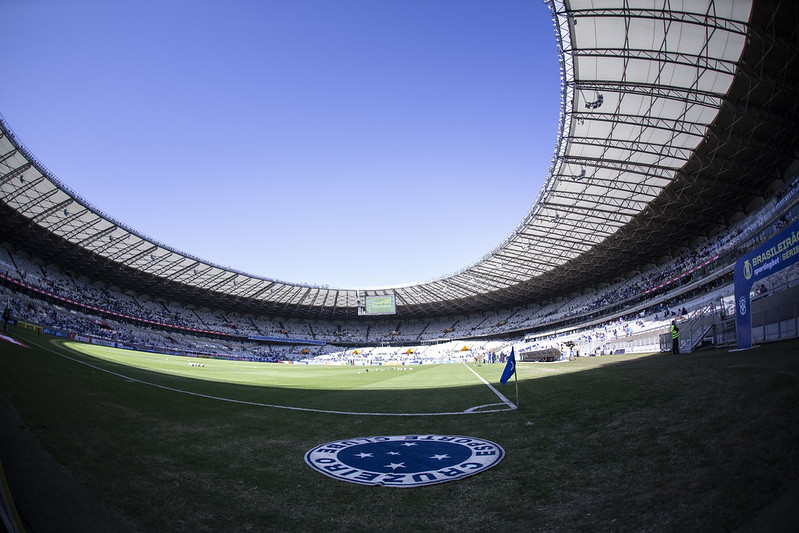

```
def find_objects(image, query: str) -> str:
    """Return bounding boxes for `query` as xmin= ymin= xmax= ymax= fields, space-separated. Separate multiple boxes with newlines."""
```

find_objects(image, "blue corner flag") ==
xmin=500 ymin=347 xmax=516 ymax=385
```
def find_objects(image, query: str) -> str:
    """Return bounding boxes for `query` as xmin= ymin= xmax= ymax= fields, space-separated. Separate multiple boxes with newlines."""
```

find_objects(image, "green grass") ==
xmin=58 ymin=340 xmax=511 ymax=414
xmin=67 ymin=340 xmax=495 ymax=390
xmin=1 ymin=327 xmax=799 ymax=532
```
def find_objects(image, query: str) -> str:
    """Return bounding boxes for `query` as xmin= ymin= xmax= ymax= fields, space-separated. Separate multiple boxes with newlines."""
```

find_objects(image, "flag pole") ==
xmin=500 ymin=347 xmax=518 ymax=408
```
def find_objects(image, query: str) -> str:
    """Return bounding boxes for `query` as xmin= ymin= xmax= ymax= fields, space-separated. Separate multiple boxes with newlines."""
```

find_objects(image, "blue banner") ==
xmin=42 ymin=327 xmax=68 ymax=338
xmin=734 ymin=219 xmax=799 ymax=349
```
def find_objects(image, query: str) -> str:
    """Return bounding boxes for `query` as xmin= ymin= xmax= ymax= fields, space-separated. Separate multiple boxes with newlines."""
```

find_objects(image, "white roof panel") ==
xmin=0 ymin=0 xmax=759 ymax=318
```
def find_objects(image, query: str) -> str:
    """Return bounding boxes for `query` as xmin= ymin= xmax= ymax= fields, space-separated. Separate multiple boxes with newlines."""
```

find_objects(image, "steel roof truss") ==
xmin=565 ymin=7 xmax=748 ymax=37
xmin=0 ymin=162 xmax=33 ymax=186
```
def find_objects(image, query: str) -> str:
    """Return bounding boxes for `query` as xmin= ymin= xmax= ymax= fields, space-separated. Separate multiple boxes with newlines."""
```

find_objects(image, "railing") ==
xmin=750 ymin=285 xmax=799 ymax=345
xmin=659 ymin=299 xmax=728 ymax=352
xmin=657 ymin=282 xmax=799 ymax=352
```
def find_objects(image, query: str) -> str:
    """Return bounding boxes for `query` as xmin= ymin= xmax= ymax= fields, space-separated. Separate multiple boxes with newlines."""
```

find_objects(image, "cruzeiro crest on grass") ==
xmin=304 ymin=434 xmax=504 ymax=487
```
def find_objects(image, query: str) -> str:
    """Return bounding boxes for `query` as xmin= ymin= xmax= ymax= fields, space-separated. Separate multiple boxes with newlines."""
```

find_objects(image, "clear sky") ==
xmin=1 ymin=0 xmax=561 ymax=289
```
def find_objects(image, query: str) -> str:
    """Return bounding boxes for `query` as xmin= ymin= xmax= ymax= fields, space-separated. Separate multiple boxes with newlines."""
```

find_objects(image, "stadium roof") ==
xmin=1 ymin=0 xmax=798 ymax=320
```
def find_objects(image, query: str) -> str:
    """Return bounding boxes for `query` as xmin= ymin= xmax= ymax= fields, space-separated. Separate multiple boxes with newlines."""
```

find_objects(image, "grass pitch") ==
xmin=58 ymin=340 xmax=513 ymax=415
xmin=1 ymin=327 xmax=799 ymax=532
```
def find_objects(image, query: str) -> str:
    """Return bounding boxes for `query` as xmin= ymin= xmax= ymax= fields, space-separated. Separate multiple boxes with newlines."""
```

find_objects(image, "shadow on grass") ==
xmin=1 ymin=328 xmax=798 ymax=532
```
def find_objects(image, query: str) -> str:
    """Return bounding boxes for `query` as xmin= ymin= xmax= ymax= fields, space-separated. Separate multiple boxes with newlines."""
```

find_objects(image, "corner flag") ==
xmin=500 ymin=348 xmax=516 ymax=385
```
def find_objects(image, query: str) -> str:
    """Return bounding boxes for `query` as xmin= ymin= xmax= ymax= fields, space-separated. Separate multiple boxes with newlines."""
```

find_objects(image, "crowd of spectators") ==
xmin=1 ymin=176 xmax=798 ymax=361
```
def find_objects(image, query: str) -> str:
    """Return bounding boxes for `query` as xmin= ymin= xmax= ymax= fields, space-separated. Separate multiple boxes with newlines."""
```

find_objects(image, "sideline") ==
xmin=462 ymin=363 xmax=517 ymax=410
xmin=28 ymin=337 xmax=515 ymax=417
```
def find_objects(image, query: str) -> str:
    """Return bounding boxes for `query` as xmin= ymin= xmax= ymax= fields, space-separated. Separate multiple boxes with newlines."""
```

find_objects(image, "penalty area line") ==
xmin=30 ymin=338 xmax=514 ymax=417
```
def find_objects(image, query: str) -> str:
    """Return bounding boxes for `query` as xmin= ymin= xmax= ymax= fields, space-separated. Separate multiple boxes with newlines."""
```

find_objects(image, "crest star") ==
xmin=385 ymin=462 xmax=406 ymax=470
xmin=386 ymin=451 xmax=401 ymax=455
xmin=355 ymin=452 xmax=373 ymax=458
xmin=430 ymin=454 xmax=450 ymax=460
xmin=401 ymin=443 xmax=417 ymax=447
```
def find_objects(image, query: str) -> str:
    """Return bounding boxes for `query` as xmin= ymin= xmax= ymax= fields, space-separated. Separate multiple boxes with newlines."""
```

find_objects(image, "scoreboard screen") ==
xmin=361 ymin=294 xmax=396 ymax=316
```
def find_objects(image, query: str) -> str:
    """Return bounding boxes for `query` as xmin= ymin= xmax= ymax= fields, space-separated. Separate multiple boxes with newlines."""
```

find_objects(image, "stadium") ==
xmin=1 ymin=0 xmax=799 ymax=531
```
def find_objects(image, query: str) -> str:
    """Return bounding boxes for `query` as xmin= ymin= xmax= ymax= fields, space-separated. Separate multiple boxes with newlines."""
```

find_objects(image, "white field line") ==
xmin=462 ymin=363 xmax=517 ymax=410
xmin=30 ymin=339 xmax=515 ymax=417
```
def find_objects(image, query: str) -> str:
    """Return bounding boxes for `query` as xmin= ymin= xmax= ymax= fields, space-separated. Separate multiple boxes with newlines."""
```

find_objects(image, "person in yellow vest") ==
xmin=671 ymin=320 xmax=680 ymax=354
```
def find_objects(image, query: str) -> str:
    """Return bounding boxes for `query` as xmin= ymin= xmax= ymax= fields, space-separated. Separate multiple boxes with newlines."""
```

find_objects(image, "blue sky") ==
xmin=1 ymin=0 xmax=561 ymax=288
